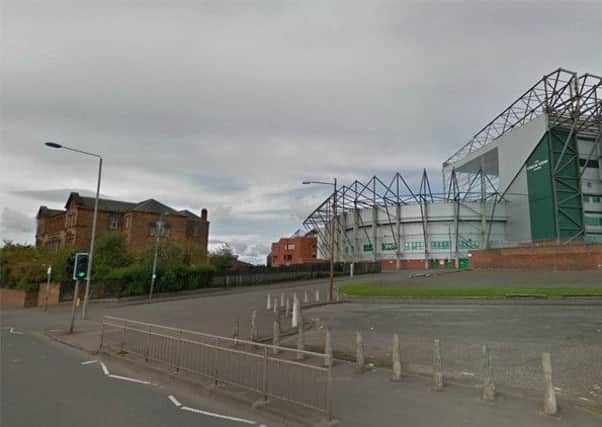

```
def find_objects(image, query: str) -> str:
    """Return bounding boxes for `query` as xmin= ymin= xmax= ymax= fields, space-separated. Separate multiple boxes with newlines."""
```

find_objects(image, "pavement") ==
xmin=283 ymin=302 xmax=602 ymax=406
xmin=2 ymin=270 xmax=602 ymax=426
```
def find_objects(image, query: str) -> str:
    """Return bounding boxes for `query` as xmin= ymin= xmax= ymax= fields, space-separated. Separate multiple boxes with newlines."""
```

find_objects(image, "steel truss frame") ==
xmin=303 ymin=169 xmax=500 ymax=266
xmin=444 ymin=68 xmax=601 ymax=242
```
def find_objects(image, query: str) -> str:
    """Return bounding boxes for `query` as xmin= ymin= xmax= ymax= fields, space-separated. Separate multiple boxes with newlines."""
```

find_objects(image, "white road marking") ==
xmin=47 ymin=329 xmax=63 ymax=333
xmin=168 ymin=395 xmax=182 ymax=407
xmin=578 ymin=397 xmax=590 ymax=401
xmin=108 ymin=374 xmax=152 ymax=385
xmin=9 ymin=328 xmax=23 ymax=335
xmin=460 ymin=371 xmax=475 ymax=377
xmin=180 ymin=406 xmax=257 ymax=425
xmin=81 ymin=359 xmax=98 ymax=365
xmin=100 ymin=362 xmax=110 ymax=375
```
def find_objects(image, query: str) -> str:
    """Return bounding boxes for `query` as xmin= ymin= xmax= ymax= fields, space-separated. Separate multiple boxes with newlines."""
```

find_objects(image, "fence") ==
xmin=100 ymin=316 xmax=333 ymax=419
xmin=212 ymin=261 xmax=381 ymax=288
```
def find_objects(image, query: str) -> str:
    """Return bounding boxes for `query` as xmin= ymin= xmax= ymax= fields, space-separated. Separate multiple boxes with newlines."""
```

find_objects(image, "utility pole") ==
xmin=302 ymin=178 xmax=338 ymax=302
xmin=149 ymin=213 xmax=165 ymax=301
xmin=330 ymin=178 xmax=337 ymax=302
xmin=44 ymin=265 xmax=52 ymax=312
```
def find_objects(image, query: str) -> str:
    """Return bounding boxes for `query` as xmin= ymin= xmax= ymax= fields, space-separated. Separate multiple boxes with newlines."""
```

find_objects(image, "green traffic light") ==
xmin=78 ymin=272 xmax=85 ymax=278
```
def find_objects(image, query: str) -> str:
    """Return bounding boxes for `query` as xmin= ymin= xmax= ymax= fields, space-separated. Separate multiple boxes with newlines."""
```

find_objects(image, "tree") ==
xmin=93 ymin=233 xmax=133 ymax=279
xmin=209 ymin=244 xmax=238 ymax=272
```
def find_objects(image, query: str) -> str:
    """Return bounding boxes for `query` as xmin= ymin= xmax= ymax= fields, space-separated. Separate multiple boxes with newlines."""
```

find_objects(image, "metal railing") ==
xmin=100 ymin=316 xmax=333 ymax=419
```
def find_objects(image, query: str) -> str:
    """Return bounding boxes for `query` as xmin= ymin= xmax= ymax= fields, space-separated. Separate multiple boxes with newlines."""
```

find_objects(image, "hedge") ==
xmin=103 ymin=264 xmax=216 ymax=297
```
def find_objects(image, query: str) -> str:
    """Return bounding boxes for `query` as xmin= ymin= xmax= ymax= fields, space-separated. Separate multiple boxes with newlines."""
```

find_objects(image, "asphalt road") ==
xmin=0 ymin=327 xmax=266 ymax=427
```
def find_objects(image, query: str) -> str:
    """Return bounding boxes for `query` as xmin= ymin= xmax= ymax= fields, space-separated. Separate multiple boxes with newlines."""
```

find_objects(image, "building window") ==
xmin=191 ymin=222 xmax=200 ymax=237
xmin=65 ymin=213 xmax=76 ymax=227
xmin=150 ymin=222 xmax=169 ymax=237
xmin=286 ymin=243 xmax=295 ymax=250
xmin=125 ymin=216 xmax=131 ymax=230
xmin=109 ymin=216 xmax=119 ymax=230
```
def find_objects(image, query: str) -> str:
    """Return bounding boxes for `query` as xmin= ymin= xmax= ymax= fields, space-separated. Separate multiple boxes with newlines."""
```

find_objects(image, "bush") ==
xmin=103 ymin=263 xmax=215 ymax=297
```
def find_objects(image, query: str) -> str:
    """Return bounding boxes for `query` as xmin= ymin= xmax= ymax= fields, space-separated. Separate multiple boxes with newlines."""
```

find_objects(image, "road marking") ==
xmin=81 ymin=359 xmax=98 ymax=365
xmin=460 ymin=371 xmax=475 ymax=377
xmin=108 ymin=374 xmax=152 ymax=385
xmin=100 ymin=362 xmax=110 ymax=375
xmin=9 ymin=328 xmax=23 ymax=335
xmin=168 ymin=395 xmax=182 ymax=407
xmin=180 ymin=406 xmax=257 ymax=425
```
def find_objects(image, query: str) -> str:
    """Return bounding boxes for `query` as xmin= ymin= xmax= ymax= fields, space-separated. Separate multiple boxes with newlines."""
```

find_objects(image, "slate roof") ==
xmin=37 ymin=206 xmax=66 ymax=218
xmin=63 ymin=192 xmax=200 ymax=219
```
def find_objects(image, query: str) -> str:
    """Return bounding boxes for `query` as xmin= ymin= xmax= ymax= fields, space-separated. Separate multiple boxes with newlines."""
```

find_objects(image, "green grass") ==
xmin=340 ymin=284 xmax=602 ymax=299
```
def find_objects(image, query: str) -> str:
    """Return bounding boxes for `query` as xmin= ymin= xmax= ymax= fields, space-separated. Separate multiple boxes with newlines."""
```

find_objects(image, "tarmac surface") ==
xmin=2 ymin=269 xmax=602 ymax=426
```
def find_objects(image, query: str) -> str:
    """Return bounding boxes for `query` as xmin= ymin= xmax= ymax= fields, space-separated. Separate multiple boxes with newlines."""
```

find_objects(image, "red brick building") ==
xmin=270 ymin=234 xmax=320 ymax=267
xmin=36 ymin=192 xmax=209 ymax=257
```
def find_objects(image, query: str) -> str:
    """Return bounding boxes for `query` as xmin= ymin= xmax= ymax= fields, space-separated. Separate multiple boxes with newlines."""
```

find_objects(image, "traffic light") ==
xmin=73 ymin=253 xmax=89 ymax=281
xmin=66 ymin=253 xmax=76 ymax=278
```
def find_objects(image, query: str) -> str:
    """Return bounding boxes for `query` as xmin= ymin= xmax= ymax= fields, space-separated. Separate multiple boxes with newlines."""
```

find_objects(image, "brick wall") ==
xmin=37 ymin=283 xmax=61 ymax=306
xmin=470 ymin=242 xmax=602 ymax=270
xmin=380 ymin=259 xmax=429 ymax=270
xmin=0 ymin=288 xmax=38 ymax=308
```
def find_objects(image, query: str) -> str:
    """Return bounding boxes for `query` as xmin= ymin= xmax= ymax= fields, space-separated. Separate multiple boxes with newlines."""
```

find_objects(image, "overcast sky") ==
xmin=1 ymin=1 xmax=601 ymax=263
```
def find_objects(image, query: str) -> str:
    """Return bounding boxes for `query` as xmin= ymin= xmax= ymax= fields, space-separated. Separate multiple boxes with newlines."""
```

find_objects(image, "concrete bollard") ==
xmin=304 ymin=289 xmax=309 ymax=304
xmin=433 ymin=339 xmax=444 ymax=391
xmin=355 ymin=330 xmax=365 ymax=372
xmin=266 ymin=293 xmax=272 ymax=310
xmin=296 ymin=313 xmax=304 ymax=360
xmin=232 ymin=317 xmax=239 ymax=341
xmin=335 ymin=287 xmax=340 ymax=302
xmin=280 ymin=292 xmax=285 ymax=308
xmin=272 ymin=320 xmax=280 ymax=355
xmin=391 ymin=333 xmax=401 ymax=382
xmin=481 ymin=344 xmax=496 ymax=401
xmin=285 ymin=296 xmax=291 ymax=318
xmin=273 ymin=297 xmax=279 ymax=314
xmin=292 ymin=294 xmax=300 ymax=328
xmin=542 ymin=352 xmax=558 ymax=415
xmin=315 ymin=288 xmax=320 ymax=303
xmin=324 ymin=328 xmax=333 ymax=367
xmin=250 ymin=310 xmax=257 ymax=342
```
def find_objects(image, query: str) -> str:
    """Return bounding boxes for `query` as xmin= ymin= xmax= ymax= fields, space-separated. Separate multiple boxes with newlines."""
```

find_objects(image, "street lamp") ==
xmin=45 ymin=142 xmax=103 ymax=320
xmin=149 ymin=212 xmax=166 ymax=301
xmin=302 ymin=178 xmax=337 ymax=302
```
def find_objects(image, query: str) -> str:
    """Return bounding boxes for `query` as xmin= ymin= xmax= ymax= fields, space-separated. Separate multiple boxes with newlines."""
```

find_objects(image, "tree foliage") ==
xmin=208 ymin=244 xmax=238 ymax=272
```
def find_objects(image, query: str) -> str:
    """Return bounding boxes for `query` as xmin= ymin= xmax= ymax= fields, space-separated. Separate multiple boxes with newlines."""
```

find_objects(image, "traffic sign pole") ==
xmin=69 ymin=279 xmax=80 ymax=334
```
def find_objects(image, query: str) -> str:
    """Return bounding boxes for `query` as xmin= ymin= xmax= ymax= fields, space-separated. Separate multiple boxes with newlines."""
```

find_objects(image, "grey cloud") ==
xmin=1 ymin=208 xmax=35 ymax=234
xmin=2 ymin=0 xmax=601 ymax=263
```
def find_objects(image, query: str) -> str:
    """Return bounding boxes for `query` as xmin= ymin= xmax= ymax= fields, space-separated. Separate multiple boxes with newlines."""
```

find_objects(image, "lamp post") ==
xmin=302 ymin=178 xmax=337 ymax=302
xmin=149 ymin=213 xmax=166 ymax=301
xmin=45 ymin=142 xmax=102 ymax=320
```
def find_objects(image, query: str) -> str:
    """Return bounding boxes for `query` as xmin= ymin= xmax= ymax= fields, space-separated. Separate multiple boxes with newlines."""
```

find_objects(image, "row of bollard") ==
xmin=353 ymin=330 xmax=558 ymax=415
xmin=266 ymin=287 xmax=341 ymax=314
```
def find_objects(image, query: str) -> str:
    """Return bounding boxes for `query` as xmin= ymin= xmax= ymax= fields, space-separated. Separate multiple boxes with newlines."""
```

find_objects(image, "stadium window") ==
xmin=579 ymin=158 xmax=600 ymax=168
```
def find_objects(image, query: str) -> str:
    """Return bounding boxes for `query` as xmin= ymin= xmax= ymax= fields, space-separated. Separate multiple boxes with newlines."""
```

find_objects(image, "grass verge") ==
xmin=340 ymin=284 xmax=602 ymax=298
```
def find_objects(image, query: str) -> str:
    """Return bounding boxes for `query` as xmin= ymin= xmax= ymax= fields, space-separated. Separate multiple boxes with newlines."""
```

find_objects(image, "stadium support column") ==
xmin=395 ymin=202 xmax=401 ymax=270
xmin=480 ymin=158 xmax=488 ymax=249
xmin=372 ymin=207 xmax=378 ymax=262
